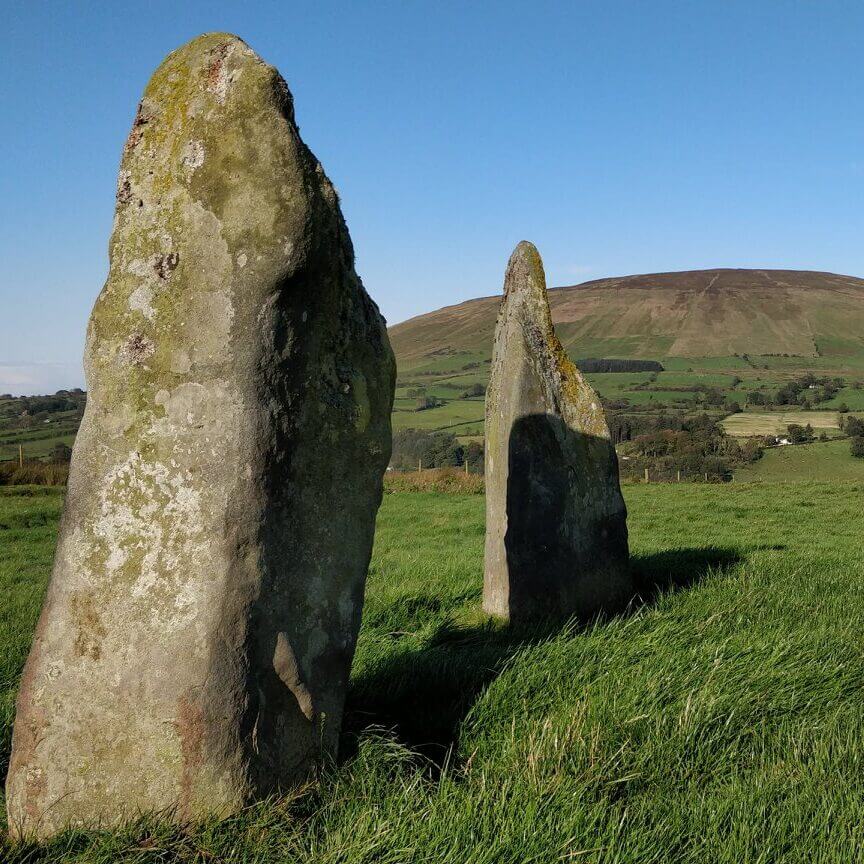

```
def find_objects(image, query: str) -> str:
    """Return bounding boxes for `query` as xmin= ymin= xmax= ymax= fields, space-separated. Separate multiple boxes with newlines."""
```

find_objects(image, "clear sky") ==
xmin=2 ymin=1 xmax=863 ymax=394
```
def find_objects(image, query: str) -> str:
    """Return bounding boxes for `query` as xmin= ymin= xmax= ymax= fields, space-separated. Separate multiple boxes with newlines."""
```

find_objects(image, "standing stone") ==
xmin=6 ymin=33 xmax=395 ymax=838
xmin=483 ymin=242 xmax=629 ymax=622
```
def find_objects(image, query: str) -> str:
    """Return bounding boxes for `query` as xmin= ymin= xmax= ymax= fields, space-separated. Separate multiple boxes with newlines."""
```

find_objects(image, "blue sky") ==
xmin=2 ymin=1 xmax=863 ymax=394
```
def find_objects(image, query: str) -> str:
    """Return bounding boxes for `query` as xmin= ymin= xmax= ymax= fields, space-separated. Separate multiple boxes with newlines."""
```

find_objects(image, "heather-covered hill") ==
xmin=389 ymin=269 xmax=864 ymax=374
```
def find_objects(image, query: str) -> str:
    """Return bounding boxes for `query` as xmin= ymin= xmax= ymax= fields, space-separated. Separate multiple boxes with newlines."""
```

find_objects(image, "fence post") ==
xmin=677 ymin=469 xmax=681 ymax=483
xmin=418 ymin=459 xmax=422 ymax=473
xmin=644 ymin=467 xmax=649 ymax=483
xmin=19 ymin=444 xmax=23 ymax=468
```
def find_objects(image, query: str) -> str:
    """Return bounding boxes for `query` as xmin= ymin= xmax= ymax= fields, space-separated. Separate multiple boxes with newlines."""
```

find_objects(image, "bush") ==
xmin=460 ymin=383 xmax=486 ymax=399
xmin=748 ymin=391 xmax=768 ymax=406
xmin=741 ymin=440 xmax=763 ymax=462
xmin=390 ymin=429 xmax=482 ymax=472
xmin=851 ymin=437 xmax=864 ymax=459
xmin=786 ymin=424 xmax=813 ymax=444
xmin=415 ymin=395 xmax=440 ymax=411
xmin=384 ymin=467 xmax=484 ymax=494
xmin=575 ymin=358 xmax=664 ymax=373
xmin=0 ymin=460 xmax=69 ymax=486
xmin=842 ymin=415 xmax=864 ymax=437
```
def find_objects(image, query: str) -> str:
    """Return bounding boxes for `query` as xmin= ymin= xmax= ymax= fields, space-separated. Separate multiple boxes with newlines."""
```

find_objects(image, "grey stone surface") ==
xmin=483 ymin=242 xmax=629 ymax=622
xmin=6 ymin=33 xmax=395 ymax=838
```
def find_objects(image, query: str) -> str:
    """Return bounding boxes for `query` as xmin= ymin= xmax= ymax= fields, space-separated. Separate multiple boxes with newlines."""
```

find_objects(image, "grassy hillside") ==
xmin=8 ymin=270 xmax=864 ymax=447
xmin=387 ymin=268 xmax=864 ymax=439
xmin=3 ymin=482 xmax=864 ymax=861
xmin=734 ymin=438 xmax=864 ymax=482
xmin=390 ymin=268 xmax=864 ymax=372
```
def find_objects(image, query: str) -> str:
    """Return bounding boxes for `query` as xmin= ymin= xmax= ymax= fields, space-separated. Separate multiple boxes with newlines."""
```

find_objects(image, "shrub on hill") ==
xmin=0 ymin=460 xmax=68 ymax=486
xmin=787 ymin=423 xmax=815 ymax=444
xmin=575 ymin=358 xmax=664 ymax=373
xmin=390 ymin=429 xmax=483 ymax=472
xmin=840 ymin=415 xmax=864 ymax=437
xmin=384 ymin=466 xmax=484 ymax=494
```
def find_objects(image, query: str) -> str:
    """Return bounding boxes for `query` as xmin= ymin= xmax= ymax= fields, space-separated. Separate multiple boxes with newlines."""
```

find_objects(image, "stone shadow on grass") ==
xmin=342 ymin=544 xmax=742 ymax=770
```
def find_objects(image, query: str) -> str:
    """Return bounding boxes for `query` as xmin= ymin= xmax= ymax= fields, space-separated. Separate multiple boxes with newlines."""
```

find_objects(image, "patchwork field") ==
xmin=3 ymin=482 xmax=864 ymax=861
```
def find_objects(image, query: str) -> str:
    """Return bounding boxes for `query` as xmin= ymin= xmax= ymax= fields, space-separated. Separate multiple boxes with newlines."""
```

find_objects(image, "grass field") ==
xmin=734 ymin=438 xmax=864 ymax=482
xmin=3 ymin=481 xmax=864 ymax=861
xmin=391 ymin=397 xmax=485 ymax=433
xmin=0 ymin=419 xmax=78 ymax=462
xmin=721 ymin=410 xmax=848 ymax=437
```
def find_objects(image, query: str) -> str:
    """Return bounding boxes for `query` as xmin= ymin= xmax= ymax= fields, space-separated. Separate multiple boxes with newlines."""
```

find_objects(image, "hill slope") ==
xmin=389 ymin=269 xmax=864 ymax=374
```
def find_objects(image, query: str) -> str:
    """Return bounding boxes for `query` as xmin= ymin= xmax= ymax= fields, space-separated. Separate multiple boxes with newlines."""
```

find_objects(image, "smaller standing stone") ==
xmin=483 ymin=241 xmax=630 ymax=622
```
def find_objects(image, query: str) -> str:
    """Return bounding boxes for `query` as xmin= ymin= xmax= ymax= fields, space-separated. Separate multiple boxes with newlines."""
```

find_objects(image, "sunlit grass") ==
xmin=3 ymin=481 xmax=864 ymax=861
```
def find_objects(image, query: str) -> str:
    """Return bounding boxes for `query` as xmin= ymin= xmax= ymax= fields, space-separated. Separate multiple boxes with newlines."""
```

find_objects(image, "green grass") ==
xmin=734 ymin=438 xmax=864 ymax=482
xmin=396 ymin=350 xmax=490 ymax=377
xmin=391 ymin=397 xmax=485 ymax=432
xmin=611 ymin=389 xmax=695 ymax=405
xmin=582 ymin=371 xmax=657 ymax=395
xmin=819 ymin=387 xmax=864 ymax=410
xmin=4 ymin=482 xmax=864 ymax=860
xmin=0 ymin=487 xmax=65 ymax=780
xmin=0 ymin=415 xmax=79 ymax=462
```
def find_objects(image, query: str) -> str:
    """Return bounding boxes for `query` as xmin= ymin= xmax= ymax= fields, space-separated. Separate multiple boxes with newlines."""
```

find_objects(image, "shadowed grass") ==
xmin=3 ymin=482 xmax=864 ymax=861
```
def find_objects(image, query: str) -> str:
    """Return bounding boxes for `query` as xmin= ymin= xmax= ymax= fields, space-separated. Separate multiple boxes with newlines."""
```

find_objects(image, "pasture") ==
xmin=3 ymin=481 xmax=864 ymax=861
xmin=734 ymin=438 xmax=864 ymax=482
xmin=721 ymin=410 xmax=847 ymax=437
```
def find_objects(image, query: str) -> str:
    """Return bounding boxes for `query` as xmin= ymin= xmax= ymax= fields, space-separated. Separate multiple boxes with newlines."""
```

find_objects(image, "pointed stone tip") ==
xmin=176 ymin=31 xmax=249 ymax=54
xmin=509 ymin=240 xmax=541 ymax=266
xmin=504 ymin=241 xmax=547 ymax=297
xmin=158 ymin=32 xmax=262 ymax=73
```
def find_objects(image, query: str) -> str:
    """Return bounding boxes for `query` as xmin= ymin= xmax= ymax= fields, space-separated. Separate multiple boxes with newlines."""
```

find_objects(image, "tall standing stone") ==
xmin=483 ymin=242 xmax=629 ymax=622
xmin=6 ymin=33 xmax=395 ymax=838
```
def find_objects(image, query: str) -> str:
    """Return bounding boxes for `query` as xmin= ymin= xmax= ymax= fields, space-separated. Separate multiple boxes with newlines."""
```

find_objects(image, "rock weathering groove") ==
xmin=483 ymin=242 xmax=629 ymax=622
xmin=6 ymin=33 xmax=395 ymax=838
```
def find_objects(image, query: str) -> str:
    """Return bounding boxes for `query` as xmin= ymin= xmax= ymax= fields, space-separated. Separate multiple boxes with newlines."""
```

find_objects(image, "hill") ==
xmin=7 ymin=270 xmax=864 ymax=461
xmin=389 ymin=268 xmax=864 ymax=374
xmin=387 ymin=268 xmax=864 ymax=438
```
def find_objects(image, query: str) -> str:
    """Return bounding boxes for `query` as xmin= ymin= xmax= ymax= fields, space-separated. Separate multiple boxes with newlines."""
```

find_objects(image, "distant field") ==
xmin=4 ymin=482 xmax=864 ymax=860
xmin=819 ymin=386 xmax=864 ymax=410
xmin=721 ymin=410 xmax=848 ymax=437
xmin=612 ymin=389 xmax=696 ymax=405
xmin=734 ymin=438 xmax=864 ymax=482
xmin=0 ymin=423 xmax=78 ymax=462
xmin=391 ymin=397 xmax=485 ymax=433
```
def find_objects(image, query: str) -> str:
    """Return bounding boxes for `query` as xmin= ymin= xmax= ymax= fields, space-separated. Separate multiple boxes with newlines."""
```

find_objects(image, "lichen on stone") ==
xmin=483 ymin=241 xmax=629 ymax=623
xmin=6 ymin=32 xmax=395 ymax=838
